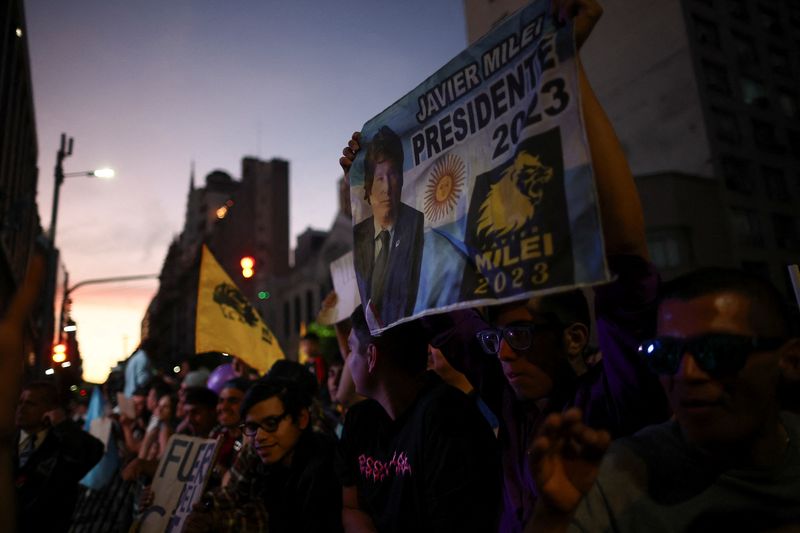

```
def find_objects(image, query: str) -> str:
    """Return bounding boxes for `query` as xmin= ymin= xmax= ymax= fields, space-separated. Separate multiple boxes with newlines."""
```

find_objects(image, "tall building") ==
xmin=144 ymin=157 xmax=290 ymax=370
xmin=464 ymin=0 xmax=800 ymax=293
xmin=0 ymin=0 xmax=47 ymax=375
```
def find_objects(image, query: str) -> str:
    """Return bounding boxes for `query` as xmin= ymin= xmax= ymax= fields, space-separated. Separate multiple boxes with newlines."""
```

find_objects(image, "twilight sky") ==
xmin=26 ymin=0 xmax=468 ymax=383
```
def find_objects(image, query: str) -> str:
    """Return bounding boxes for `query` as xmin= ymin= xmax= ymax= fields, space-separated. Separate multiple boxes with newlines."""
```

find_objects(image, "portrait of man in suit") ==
xmin=353 ymin=126 xmax=423 ymax=327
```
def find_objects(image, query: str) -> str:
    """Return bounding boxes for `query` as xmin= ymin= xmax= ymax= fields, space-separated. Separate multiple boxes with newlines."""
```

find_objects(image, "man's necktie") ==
xmin=371 ymin=230 xmax=391 ymax=307
xmin=18 ymin=434 xmax=35 ymax=468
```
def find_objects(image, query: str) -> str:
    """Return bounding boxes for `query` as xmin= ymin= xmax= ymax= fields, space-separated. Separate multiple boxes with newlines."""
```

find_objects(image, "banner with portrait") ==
xmin=349 ymin=0 xmax=609 ymax=332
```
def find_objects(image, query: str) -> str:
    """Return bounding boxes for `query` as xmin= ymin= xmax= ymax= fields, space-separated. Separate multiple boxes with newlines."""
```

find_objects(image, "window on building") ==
xmin=729 ymin=0 xmax=748 ymax=19
xmin=762 ymin=166 xmax=790 ymax=202
xmin=692 ymin=15 xmax=720 ymax=48
xmin=773 ymin=214 xmax=800 ymax=249
xmin=768 ymin=47 xmax=790 ymax=76
xmin=722 ymin=156 xmax=755 ymax=194
xmin=712 ymin=108 xmax=740 ymax=143
xmin=647 ymin=228 xmax=692 ymax=271
xmin=732 ymin=32 xmax=758 ymax=65
xmin=778 ymin=90 xmax=798 ymax=118
xmin=702 ymin=60 xmax=731 ymax=95
xmin=740 ymin=77 xmax=769 ymax=108
xmin=757 ymin=4 xmax=782 ymax=34
xmin=731 ymin=208 xmax=764 ymax=248
xmin=752 ymin=119 xmax=781 ymax=151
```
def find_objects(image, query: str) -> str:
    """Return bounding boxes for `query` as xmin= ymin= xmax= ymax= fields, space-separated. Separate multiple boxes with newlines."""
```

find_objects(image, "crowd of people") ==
xmin=3 ymin=0 xmax=800 ymax=531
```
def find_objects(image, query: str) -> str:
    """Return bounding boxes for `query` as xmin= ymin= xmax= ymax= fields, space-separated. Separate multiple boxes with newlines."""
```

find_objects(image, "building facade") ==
xmin=464 ymin=0 xmax=800 ymax=292
xmin=0 ymin=0 xmax=48 ymax=376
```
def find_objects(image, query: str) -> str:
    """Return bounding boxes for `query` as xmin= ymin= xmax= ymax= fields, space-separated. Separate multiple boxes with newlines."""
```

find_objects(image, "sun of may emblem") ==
xmin=423 ymin=153 xmax=465 ymax=223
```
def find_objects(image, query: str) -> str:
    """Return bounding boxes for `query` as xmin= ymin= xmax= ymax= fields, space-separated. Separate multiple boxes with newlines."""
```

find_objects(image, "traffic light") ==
xmin=240 ymin=256 xmax=255 ymax=279
xmin=52 ymin=343 xmax=67 ymax=364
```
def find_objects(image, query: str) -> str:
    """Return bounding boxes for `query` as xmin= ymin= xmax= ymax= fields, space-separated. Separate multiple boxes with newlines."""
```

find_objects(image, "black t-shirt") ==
xmin=337 ymin=372 xmax=501 ymax=533
xmin=260 ymin=430 xmax=343 ymax=533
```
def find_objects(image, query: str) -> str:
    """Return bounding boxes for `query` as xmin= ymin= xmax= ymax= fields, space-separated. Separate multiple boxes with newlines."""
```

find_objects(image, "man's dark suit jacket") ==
xmin=354 ymin=202 xmax=424 ymax=327
xmin=14 ymin=420 xmax=104 ymax=533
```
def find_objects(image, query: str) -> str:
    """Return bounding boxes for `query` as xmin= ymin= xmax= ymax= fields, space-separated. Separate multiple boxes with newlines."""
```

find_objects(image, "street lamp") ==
xmin=40 ymin=133 xmax=115 ymax=376
xmin=49 ymin=133 xmax=115 ymax=244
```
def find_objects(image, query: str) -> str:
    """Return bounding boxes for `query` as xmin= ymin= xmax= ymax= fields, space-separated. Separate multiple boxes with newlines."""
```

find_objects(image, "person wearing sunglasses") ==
xmin=526 ymin=268 xmax=800 ymax=532
xmin=184 ymin=377 xmax=342 ymax=533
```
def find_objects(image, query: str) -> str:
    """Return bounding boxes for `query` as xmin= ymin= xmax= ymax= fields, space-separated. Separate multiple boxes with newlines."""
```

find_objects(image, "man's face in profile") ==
xmin=369 ymin=159 xmax=402 ymax=226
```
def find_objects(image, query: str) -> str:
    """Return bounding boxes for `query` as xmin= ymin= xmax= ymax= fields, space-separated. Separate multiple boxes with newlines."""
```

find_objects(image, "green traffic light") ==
xmin=258 ymin=291 xmax=270 ymax=300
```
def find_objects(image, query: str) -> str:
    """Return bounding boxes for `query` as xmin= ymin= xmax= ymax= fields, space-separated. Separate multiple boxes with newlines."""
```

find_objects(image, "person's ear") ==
xmin=367 ymin=343 xmax=379 ymax=374
xmin=562 ymin=322 xmax=589 ymax=358
xmin=297 ymin=407 xmax=310 ymax=430
xmin=778 ymin=338 xmax=800 ymax=381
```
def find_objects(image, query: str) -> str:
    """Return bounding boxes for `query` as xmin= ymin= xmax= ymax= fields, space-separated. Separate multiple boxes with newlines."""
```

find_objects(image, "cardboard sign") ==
xmin=139 ymin=434 xmax=220 ymax=533
xmin=318 ymin=252 xmax=360 ymax=325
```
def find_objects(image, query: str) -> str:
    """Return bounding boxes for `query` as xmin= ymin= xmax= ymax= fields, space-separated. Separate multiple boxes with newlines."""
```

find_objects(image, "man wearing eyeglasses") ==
xmin=184 ymin=378 xmax=342 ymax=533
xmin=525 ymin=268 xmax=800 ymax=532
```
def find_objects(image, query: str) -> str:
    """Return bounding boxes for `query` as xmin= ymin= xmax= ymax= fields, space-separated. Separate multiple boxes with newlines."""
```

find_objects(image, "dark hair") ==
xmin=22 ymin=381 xmax=59 ymax=408
xmin=660 ymin=268 xmax=792 ymax=338
xmin=487 ymin=289 xmax=591 ymax=334
xmin=132 ymin=385 xmax=150 ymax=397
xmin=240 ymin=377 xmax=312 ymax=425
xmin=267 ymin=360 xmax=320 ymax=398
xmin=149 ymin=380 xmax=173 ymax=400
xmin=350 ymin=306 xmax=429 ymax=376
xmin=364 ymin=126 xmax=403 ymax=203
xmin=221 ymin=377 xmax=251 ymax=394
xmin=183 ymin=386 xmax=218 ymax=410
xmin=301 ymin=332 xmax=320 ymax=343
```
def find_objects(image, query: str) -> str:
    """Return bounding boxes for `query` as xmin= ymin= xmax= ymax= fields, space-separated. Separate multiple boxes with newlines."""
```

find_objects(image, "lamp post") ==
xmin=40 ymin=133 xmax=115 ymax=375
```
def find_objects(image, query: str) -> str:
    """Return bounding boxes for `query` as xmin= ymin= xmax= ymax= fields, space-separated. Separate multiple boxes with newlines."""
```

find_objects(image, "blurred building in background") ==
xmin=144 ymin=159 xmax=355 ymax=373
xmin=0 ymin=0 xmax=50 ymax=379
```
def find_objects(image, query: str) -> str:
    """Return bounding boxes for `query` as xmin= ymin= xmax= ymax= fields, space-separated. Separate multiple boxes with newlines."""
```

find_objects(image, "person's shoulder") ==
xmin=399 ymin=202 xmax=424 ymax=223
xmin=354 ymin=215 xmax=374 ymax=235
xmin=343 ymin=398 xmax=386 ymax=426
xmin=416 ymin=376 xmax=479 ymax=422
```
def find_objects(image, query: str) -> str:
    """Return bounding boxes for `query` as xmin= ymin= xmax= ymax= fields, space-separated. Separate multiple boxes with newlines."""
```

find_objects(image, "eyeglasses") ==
xmin=638 ymin=334 xmax=785 ymax=377
xmin=239 ymin=412 xmax=290 ymax=436
xmin=476 ymin=323 xmax=562 ymax=354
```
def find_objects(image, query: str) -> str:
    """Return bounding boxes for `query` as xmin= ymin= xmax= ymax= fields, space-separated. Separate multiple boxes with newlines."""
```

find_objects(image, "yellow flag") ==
xmin=196 ymin=245 xmax=284 ymax=374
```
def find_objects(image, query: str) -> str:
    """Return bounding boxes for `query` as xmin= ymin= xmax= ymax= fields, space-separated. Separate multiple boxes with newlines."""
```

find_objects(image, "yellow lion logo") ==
xmin=477 ymin=151 xmax=553 ymax=239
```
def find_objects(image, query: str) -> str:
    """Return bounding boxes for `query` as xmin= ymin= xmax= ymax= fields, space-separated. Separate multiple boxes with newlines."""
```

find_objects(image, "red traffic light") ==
xmin=52 ymin=343 xmax=67 ymax=363
xmin=240 ymin=256 xmax=255 ymax=278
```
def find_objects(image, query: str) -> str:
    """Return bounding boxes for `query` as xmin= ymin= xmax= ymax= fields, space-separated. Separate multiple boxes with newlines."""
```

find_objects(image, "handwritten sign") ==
xmin=139 ymin=434 xmax=220 ymax=533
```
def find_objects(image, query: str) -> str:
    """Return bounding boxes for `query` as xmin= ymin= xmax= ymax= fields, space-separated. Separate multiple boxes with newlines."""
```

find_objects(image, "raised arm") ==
xmin=565 ymin=0 xmax=649 ymax=260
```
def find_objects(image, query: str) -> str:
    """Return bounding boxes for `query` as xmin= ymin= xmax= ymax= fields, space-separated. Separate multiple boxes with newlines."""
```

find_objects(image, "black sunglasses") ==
xmin=638 ymin=334 xmax=785 ymax=377
xmin=476 ymin=322 xmax=562 ymax=354
xmin=240 ymin=412 xmax=290 ymax=436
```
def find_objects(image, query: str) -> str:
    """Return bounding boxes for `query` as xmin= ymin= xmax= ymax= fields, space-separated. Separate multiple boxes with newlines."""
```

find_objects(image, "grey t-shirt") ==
xmin=572 ymin=412 xmax=800 ymax=532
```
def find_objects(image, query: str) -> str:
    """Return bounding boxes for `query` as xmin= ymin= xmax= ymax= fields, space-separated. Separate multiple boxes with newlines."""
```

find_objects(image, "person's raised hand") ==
xmin=339 ymin=131 xmax=361 ymax=183
xmin=528 ymin=407 xmax=609 ymax=513
xmin=0 ymin=250 xmax=45 ymax=433
xmin=550 ymin=0 xmax=603 ymax=50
